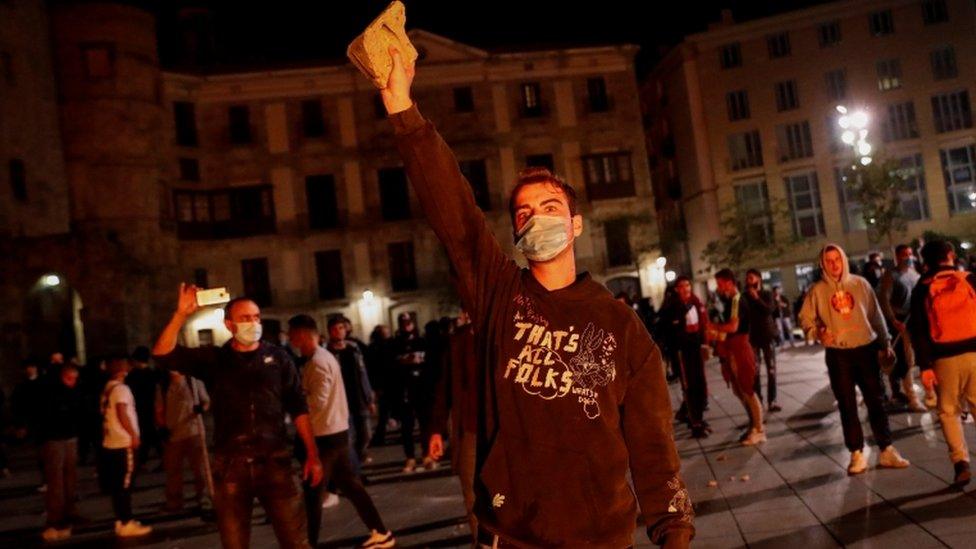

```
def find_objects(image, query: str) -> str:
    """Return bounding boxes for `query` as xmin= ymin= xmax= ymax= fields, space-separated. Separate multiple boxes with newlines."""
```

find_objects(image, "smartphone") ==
xmin=196 ymin=287 xmax=230 ymax=307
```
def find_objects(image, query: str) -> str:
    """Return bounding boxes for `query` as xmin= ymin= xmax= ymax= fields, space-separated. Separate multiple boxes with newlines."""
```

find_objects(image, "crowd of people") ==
xmin=2 ymin=43 xmax=976 ymax=549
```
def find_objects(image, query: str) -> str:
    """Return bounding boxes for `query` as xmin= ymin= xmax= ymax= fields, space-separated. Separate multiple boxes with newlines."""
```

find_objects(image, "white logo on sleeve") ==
xmin=492 ymin=493 xmax=506 ymax=508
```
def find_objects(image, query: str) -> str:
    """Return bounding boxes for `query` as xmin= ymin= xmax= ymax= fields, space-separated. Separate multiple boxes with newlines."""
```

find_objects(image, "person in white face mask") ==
xmin=151 ymin=287 xmax=323 ymax=549
xmin=380 ymin=47 xmax=693 ymax=548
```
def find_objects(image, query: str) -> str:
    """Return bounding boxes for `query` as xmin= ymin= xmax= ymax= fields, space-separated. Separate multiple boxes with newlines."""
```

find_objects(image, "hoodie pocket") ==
xmin=480 ymin=434 xmax=602 ymax=544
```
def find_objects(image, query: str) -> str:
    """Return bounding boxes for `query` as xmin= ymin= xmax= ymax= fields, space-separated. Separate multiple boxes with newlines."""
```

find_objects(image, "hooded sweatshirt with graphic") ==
xmin=390 ymin=105 xmax=693 ymax=548
xmin=798 ymin=244 xmax=890 ymax=349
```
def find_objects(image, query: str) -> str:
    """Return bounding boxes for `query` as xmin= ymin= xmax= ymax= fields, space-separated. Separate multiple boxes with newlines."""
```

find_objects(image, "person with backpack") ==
xmin=908 ymin=240 xmax=976 ymax=486
xmin=100 ymin=356 xmax=153 ymax=538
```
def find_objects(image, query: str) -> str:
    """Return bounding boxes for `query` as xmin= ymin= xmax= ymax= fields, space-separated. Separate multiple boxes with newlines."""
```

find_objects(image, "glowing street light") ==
xmin=362 ymin=289 xmax=375 ymax=303
xmin=43 ymin=274 xmax=61 ymax=287
xmin=841 ymin=131 xmax=856 ymax=144
xmin=655 ymin=256 xmax=667 ymax=268
xmin=665 ymin=270 xmax=677 ymax=283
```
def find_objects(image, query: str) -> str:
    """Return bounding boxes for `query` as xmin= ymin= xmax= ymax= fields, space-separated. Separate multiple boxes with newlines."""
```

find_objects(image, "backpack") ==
xmin=926 ymin=271 xmax=976 ymax=343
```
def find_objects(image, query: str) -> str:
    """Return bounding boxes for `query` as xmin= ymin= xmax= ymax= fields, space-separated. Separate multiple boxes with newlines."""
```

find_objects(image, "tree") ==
xmin=840 ymin=153 xmax=913 ymax=251
xmin=699 ymin=197 xmax=803 ymax=273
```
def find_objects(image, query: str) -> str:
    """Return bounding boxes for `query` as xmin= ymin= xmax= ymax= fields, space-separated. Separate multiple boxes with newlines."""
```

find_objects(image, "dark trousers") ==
xmin=212 ymin=452 xmax=309 ymax=549
xmin=349 ymin=412 xmax=371 ymax=462
xmin=370 ymin=391 xmax=393 ymax=445
xmin=299 ymin=431 xmax=385 ymax=546
xmin=398 ymin=401 xmax=418 ymax=460
xmin=752 ymin=341 xmax=777 ymax=404
xmin=887 ymin=320 xmax=910 ymax=400
xmin=825 ymin=345 xmax=893 ymax=452
xmin=164 ymin=436 xmax=206 ymax=509
xmin=679 ymin=341 xmax=708 ymax=426
xmin=100 ymin=447 xmax=136 ymax=523
xmin=42 ymin=439 xmax=78 ymax=528
xmin=136 ymin=415 xmax=163 ymax=463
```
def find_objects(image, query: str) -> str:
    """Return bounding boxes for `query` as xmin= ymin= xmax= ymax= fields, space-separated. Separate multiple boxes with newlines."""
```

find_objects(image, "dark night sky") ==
xmin=156 ymin=0 xmax=832 ymax=75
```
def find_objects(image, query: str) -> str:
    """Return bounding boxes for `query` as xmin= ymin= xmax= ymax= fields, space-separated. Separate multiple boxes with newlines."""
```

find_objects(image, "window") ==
xmin=459 ymin=159 xmax=491 ymax=211
xmin=825 ymin=69 xmax=847 ymax=101
xmin=241 ymin=258 xmax=271 ymax=306
xmin=931 ymin=46 xmax=957 ymax=80
xmin=818 ymin=20 xmax=841 ymax=47
xmin=9 ymin=158 xmax=26 ymax=202
xmin=735 ymin=180 xmax=773 ymax=244
xmin=940 ymin=144 xmax=976 ymax=213
xmin=173 ymin=185 xmax=275 ymax=239
xmin=193 ymin=268 xmax=208 ymax=288
xmin=896 ymin=154 xmax=929 ymax=221
xmin=306 ymin=174 xmax=340 ymax=229
xmin=869 ymin=10 xmax=895 ymax=36
xmin=173 ymin=102 xmax=198 ymax=147
xmin=728 ymin=130 xmax=764 ymax=171
xmin=378 ymin=167 xmax=411 ymax=220
xmin=520 ymin=82 xmax=544 ymax=117
xmin=314 ymin=250 xmax=345 ymax=300
xmin=179 ymin=158 xmax=200 ymax=181
xmin=932 ymin=90 xmax=973 ymax=133
xmin=301 ymin=99 xmax=326 ymax=138
xmin=784 ymin=172 xmax=825 ymax=238
xmin=719 ymin=43 xmax=742 ymax=69
xmin=767 ymin=32 xmax=791 ymax=59
xmin=922 ymin=0 xmax=948 ymax=24
xmin=775 ymin=80 xmax=799 ymax=111
xmin=581 ymin=152 xmax=634 ymax=200
xmin=1 ymin=51 xmax=14 ymax=85
xmin=834 ymin=167 xmax=867 ymax=233
xmin=882 ymin=102 xmax=919 ymax=142
xmin=81 ymin=44 xmax=115 ymax=79
xmin=604 ymin=219 xmax=632 ymax=267
xmin=388 ymin=241 xmax=418 ymax=292
xmin=197 ymin=329 xmax=214 ymax=347
xmin=587 ymin=77 xmax=610 ymax=112
xmin=726 ymin=90 xmax=750 ymax=121
xmin=775 ymin=121 xmax=814 ymax=162
xmin=526 ymin=154 xmax=555 ymax=172
xmin=228 ymin=105 xmax=252 ymax=145
xmin=453 ymin=87 xmax=474 ymax=112
xmin=877 ymin=59 xmax=902 ymax=91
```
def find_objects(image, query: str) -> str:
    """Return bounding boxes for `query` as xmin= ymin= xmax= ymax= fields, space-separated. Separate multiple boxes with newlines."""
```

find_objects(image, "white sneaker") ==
xmin=741 ymin=428 xmax=767 ymax=446
xmin=41 ymin=527 xmax=71 ymax=542
xmin=115 ymin=520 xmax=152 ymax=538
xmin=878 ymin=446 xmax=910 ymax=469
xmin=402 ymin=458 xmax=417 ymax=473
xmin=422 ymin=456 xmax=438 ymax=470
xmin=848 ymin=450 xmax=867 ymax=475
xmin=321 ymin=492 xmax=340 ymax=509
xmin=359 ymin=529 xmax=396 ymax=549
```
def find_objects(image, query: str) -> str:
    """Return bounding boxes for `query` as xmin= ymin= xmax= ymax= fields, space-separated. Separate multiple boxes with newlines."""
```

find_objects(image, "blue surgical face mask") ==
xmin=515 ymin=215 xmax=571 ymax=262
xmin=233 ymin=321 xmax=263 ymax=346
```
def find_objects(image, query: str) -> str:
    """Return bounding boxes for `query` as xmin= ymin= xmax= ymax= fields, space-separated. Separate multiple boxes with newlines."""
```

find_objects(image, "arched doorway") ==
xmin=23 ymin=273 xmax=86 ymax=365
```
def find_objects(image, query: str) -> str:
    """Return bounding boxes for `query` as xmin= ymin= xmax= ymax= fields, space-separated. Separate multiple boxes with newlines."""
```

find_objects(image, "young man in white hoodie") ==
xmin=799 ymin=244 xmax=911 ymax=474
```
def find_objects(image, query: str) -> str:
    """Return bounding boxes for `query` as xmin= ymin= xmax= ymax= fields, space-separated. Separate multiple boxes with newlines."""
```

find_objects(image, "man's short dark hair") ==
xmin=131 ymin=346 xmax=150 ymax=363
xmin=714 ymin=268 xmax=737 ymax=283
xmin=326 ymin=316 xmax=346 ymax=330
xmin=507 ymin=167 xmax=578 ymax=223
xmin=868 ymin=252 xmax=881 ymax=261
xmin=288 ymin=314 xmax=318 ymax=332
xmin=895 ymin=244 xmax=912 ymax=256
xmin=224 ymin=297 xmax=257 ymax=319
xmin=674 ymin=275 xmax=691 ymax=285
xmin=921 ymin=240 xmax=954 ymax=268
xmin=106 ymin=355 xmax=129 ymax=377
xmin=745 ymin=268 xmax=762 ymax=279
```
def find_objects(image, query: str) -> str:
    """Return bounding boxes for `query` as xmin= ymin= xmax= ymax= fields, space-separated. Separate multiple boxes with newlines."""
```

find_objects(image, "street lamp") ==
xmin=837 ymin=104 xmax=873 ymax=166
xmin=42 ymin=274 xmax=61 ymax=287
xmin=655 ymin=256 xmax=667 ymax=268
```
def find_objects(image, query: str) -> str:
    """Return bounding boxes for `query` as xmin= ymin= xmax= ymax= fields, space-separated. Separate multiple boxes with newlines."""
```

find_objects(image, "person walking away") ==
xmin=909 ymin=240 xmax=976 ymax=485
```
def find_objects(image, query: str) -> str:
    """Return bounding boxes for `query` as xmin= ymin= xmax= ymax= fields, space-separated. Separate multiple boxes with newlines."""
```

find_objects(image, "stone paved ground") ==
xmin=1 ymin=345 xmax=975 ymax=548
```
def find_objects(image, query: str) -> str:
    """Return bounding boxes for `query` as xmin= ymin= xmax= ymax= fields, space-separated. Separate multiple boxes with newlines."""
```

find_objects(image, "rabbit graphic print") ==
xmin=504 ymin=311 xmax=618 ymax=419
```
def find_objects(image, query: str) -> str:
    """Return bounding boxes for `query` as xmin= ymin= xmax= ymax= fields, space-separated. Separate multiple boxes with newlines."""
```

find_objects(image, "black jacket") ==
xmin=908 ymin=266 xmax=976 ymax=370
xmin=37 ymin=380 xmax=83 ymax=442
xmin=744 ymin=288 xmax=777 ymax=345
xmin=154 ymin=341 xmax=308 ymax=457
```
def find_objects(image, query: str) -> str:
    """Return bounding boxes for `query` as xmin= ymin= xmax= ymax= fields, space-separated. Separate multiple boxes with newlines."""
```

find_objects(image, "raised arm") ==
xmin=382 ymin=48 xmax=516 ymax=324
